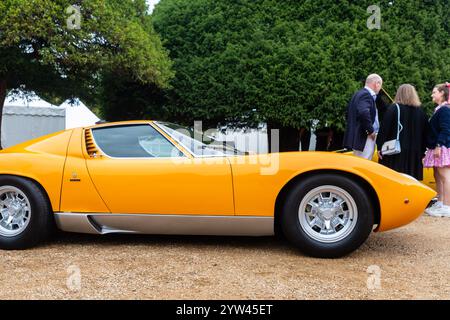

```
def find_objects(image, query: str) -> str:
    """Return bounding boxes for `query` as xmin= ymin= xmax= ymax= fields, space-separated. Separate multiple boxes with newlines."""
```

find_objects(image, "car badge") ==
xmin=70 ymin=172 xmax=81 ymax=182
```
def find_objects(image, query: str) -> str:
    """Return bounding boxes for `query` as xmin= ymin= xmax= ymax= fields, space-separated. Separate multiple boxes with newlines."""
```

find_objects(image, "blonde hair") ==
xmin=394 ymin=84 xmax=421 ymax=107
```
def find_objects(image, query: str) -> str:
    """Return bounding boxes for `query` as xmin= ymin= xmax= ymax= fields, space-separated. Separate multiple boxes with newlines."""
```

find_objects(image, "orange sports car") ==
xmin=0 ymin=121 xmax=436 ymax=258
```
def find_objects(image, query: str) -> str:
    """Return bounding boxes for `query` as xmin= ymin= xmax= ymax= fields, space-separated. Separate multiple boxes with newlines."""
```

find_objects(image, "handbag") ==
xmin=381 ymin=104 xmax=403 ymax=156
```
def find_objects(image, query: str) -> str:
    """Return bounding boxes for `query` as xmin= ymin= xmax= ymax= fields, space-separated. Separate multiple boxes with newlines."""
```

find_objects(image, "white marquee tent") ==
xmin=2 ymin=93 xmax=100 ymax=148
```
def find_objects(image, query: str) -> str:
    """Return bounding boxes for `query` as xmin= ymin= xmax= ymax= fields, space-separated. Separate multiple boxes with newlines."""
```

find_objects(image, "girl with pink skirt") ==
xmin=424 ymin=83 xmax=450 ymax=217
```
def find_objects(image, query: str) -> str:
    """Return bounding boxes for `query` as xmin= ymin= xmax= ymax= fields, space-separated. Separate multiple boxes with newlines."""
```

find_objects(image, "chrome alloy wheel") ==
xmin=298 ymin=185 xmax=358 ymax=243
xmin=0 ymin=186 xmax=32 ymax=237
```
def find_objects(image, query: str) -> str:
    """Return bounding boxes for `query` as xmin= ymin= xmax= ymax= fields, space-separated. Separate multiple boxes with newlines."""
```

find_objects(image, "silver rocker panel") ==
xmin=54 ymin=212 xmax=275 ymax=236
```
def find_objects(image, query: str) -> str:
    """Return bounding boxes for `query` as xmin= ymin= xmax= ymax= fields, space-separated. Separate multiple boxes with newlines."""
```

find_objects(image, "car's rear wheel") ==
xmin=0 ymin=176 xmax=53 ymax=250
xmin=281 ymin=173 xmax=374 ymax=258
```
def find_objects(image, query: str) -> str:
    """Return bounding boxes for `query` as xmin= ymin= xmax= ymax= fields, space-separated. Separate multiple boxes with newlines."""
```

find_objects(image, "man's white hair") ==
xmin=366 ymin=74 xmax=383 ymax=85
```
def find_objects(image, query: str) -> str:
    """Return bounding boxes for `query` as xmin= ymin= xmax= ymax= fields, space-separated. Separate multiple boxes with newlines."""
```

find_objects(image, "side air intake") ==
xmin=85 ymin=129 xmax=101 ymax=158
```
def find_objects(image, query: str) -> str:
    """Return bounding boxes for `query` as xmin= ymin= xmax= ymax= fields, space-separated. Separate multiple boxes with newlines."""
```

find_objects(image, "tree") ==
xmin=0 ymin=0 xmax=173 ymax=149
xmin=98 ymin=71 xmax=169 ymax=121
xmin=152 ymin=0 xmax=450 ymax=151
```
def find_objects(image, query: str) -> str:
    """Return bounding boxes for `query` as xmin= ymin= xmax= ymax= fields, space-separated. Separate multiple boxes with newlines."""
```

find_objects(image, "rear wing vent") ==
xmin=85 ymin=129 xmax=101 ymax=158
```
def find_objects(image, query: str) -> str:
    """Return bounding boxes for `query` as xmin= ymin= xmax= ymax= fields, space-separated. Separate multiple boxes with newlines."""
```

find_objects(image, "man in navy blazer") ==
xmin=343 ymin=74 xmax=383 ymax=159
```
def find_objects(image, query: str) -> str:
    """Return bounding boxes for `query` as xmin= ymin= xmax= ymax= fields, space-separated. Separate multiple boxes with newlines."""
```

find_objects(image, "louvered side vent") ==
xmin=85 ymin=129 xmax=101 ymax=158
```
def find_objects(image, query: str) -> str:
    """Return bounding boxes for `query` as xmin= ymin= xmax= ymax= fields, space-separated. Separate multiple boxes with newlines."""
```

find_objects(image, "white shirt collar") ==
xmin=364 ymin=86 xmax=377 ymax=97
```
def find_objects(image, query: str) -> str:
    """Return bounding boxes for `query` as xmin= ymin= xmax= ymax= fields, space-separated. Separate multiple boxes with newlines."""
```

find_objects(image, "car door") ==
xmin=84 ymin=123 xmax=235 ymax=215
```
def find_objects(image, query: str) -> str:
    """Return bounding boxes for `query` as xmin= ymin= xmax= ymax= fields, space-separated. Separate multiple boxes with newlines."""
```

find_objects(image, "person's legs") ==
xmin=434 ymin=168 xmax=443 ymax=202
xmin=425 ymin=168 xmax=444 ymax=216
xmin=428 ymin=167 xmax=450 ymax=217
xmin=438 ymin=167 xmax=450 ymax=206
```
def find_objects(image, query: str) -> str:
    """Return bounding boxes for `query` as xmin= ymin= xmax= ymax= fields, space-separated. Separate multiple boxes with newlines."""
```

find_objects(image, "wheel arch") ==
xmin=0 ymin=174 xmax=54 ymax=213
xmin=274 ymin=169 xmax=381 ymax=236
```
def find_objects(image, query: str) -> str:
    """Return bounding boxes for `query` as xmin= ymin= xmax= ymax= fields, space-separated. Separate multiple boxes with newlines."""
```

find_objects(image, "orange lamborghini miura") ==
xmin=0 ymin=121 xmax=436 ymax=258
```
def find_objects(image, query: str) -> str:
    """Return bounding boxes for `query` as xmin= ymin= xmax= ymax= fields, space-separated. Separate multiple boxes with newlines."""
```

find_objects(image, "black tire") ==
xmin=0 ymin=176 xmax=53 ymax=250
xmin=281 ymin=173 xmax=374 ymax=258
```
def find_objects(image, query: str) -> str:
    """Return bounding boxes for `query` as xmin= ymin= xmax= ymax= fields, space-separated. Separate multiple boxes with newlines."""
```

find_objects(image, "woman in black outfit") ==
xmin=376 ymin=84 xmax=429 ymax=180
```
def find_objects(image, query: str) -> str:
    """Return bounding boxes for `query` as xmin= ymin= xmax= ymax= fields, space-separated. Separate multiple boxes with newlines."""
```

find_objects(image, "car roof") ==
xmin=85 ymin=120 xmax=153 ymax=129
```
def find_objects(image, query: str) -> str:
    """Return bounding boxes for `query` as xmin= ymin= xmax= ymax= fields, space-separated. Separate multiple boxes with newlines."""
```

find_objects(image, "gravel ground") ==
xmin=0 ymin=215 xmax=449 ymax=300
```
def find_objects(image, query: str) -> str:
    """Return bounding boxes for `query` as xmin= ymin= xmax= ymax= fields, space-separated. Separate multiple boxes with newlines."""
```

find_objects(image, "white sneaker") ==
xmin=435 ymin=200 xmax=443 ymax=207
xmin=439 ymin=206 xmax=450 ymax=218
xmin=425 ymin=201 xmax=443 ymax=216
xmin=429 ymin=205 xmax=450 ymax=217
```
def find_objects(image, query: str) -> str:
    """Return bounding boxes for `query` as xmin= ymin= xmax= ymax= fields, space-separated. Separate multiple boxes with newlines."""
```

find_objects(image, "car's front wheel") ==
xmin=0 ymin=176 xmax=53 ymax=250
xmin=281 ymin=173 xmax=375 ymax=258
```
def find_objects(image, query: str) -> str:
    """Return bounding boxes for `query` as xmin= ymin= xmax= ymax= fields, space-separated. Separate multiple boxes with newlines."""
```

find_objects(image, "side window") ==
xmin=91 ymin=125 xmax=185 ymax=158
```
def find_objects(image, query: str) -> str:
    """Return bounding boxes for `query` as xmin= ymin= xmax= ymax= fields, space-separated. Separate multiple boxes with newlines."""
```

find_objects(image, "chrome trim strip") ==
xmin=54 ymin=213 xmax=275 ymax=236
